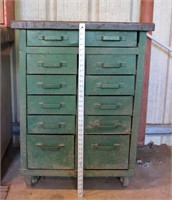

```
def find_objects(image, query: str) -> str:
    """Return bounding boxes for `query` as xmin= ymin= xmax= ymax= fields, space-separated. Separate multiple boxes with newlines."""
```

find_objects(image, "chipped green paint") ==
xmin=85 ymin=116 xmax=131 ymax=134
xmin=12 ymin=22 xmax=153 ymax=185
xmin=27 ymin=30 xmax=79 ymax=46
xmin=86 ymin=31 xmax=137 ymax=47
xmin=86 ymin=76 xmax=135 ymax=95
xmin=27 ymin=96 xmax=76 ymax=115
xmin=84 ymin=135 xmax=130 ymax=169
xmin=27 ymin=75 xmax=76 ymax=95
xmin=27 ymin=54 xmax=77 ymax=74
xmin=28 ymin=115 xmax=76 ymax=134
xmin=85 ymin=96 xmax=133 ymax=115
xmin=86 ymin=54 xmax=136 ymax=75
xmin=27 ymin=135 xmax=74 ymax=169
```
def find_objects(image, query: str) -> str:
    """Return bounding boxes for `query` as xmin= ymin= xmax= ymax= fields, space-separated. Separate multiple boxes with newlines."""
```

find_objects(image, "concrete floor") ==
xmin=1 ymin=144 xmax=172 ymax=200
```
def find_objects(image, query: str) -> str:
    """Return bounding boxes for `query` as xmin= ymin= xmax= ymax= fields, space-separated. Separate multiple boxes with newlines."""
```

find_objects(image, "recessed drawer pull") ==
xmin=96 ymin=62 xmax=126 ymax=68
xmin=36 ymin=143 xmax=65 ymax=151
xmin=37 ymin=61 xmax=67 ymax=68
xmin=92 ymin=122 xmax=123 ymax=129
xmin=92 ymin=143 xmax=120 ymax=151
xmin=97 ymin=83 xmax=125 ymax=89
xmin=37 ymin=122 xmax=65 ymax=129
xmin=38 ymin=102 xmax=63 ymax=109
xmin=37 ymin=82 xmax=67 ymax=89
xmin=38 ymin=35 xmax=68 ymax=41
xmin=94 ymin=103 xmax=123 ymax=110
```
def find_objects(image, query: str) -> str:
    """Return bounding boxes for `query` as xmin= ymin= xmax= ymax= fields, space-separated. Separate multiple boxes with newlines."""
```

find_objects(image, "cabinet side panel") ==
xmin=19 ymin=30 xmax=27 ymax=170
xmin=129 ymin=31 xmax=147 ymax=169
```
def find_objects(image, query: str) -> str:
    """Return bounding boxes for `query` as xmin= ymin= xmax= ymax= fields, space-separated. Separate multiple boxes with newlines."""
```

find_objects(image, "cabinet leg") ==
xmin=119 ymin=177 xmax=129 ymax=187
xmin=25 ymin=176 xmax=40 ymax=186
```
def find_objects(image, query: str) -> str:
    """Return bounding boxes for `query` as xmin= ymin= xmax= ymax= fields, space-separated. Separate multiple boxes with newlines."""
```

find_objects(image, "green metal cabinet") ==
xmin=11 ymin=21 xmax=154 ymax=187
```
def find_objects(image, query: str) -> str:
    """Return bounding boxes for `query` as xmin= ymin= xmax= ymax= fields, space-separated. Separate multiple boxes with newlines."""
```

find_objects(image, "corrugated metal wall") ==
xmin=14 ymin=0 xmax=172 ymax=126
xmin=147 ymin=1 xmax=172 ymax=124
xmin=15 ymin=0 xmax=140 ymax=22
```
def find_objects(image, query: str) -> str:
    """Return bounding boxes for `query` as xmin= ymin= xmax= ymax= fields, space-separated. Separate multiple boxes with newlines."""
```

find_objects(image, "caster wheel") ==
xmin=25 ymin=176 xmax=40 ymax=186
xmin=119 ymin=177 xmax=129 ymax=187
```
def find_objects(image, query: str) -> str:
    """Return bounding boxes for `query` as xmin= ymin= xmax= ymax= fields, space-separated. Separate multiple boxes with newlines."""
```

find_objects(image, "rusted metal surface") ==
xmin=1 ymin=0 xmax=14 ymax=27
xmin=139 ymin=0 xmax=154 ymax=145
xmin=140 ymin=0 xmax=154 ymax=23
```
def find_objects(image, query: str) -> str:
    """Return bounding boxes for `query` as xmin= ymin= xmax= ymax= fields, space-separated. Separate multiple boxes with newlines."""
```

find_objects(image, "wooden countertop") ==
xmin=10 ymin=21 xmax=155 ymax=31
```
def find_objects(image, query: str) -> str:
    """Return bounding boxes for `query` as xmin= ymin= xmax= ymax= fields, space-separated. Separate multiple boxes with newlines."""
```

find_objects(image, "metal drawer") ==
xmin=85 ymin=116 xmax=131 ymax=134
xmin=84 ymin=135 xmax=130 ymax=169
xmin=27 ymin=75 xmax=76 ymax=94
xmin=27 ymin=96 xmax=76 ymax=115
xmin=86 ymin=55 xmax=136 ymax=75
xmin=27 ymin=30 xmax=78 ymax=46
xmin=86 ymin=31 xmax=137 ymax=47
xmin=85 ymin=96 xmax=133 ymax=115
xmin=27 ymin=115 xmax=75 ymax=134
xmin=86 ymin=76 xmax=135 ymax=95
xmin=27 ymin=54 xmax=77 ymax=74
xmin=27 ymin=135 xmax=74 ymax=169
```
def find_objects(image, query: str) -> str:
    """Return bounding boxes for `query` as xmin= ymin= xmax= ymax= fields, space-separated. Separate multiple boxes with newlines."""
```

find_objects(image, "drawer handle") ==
xmin=37 ymin=82 xmax=67 ymax=89
xmin=39 ymin=35 xmax=68 ymax=41
xmin=37 ymin=61 xmax=67 ymax=68
xmin=102 ymin=36 xmax=122 ymax=41
xmin=92 ymin=122 xmax=123 ymax=129
xmin=92 ymin=143 xmax=120 ymax=151
xmin=39 ymin=102 xmax=63 ymax=109
xmin=97 ymin=83 xmax=125 ymax=89
xmin=96 ymin=62 xmax=126 ymax=68
xmin=36 ymin=143 xmax=65 ymax=151
xmin=37 ymin=122 xmax=65 ymax=129
xmin=94 ymin=103 xmax=123 ymax=110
